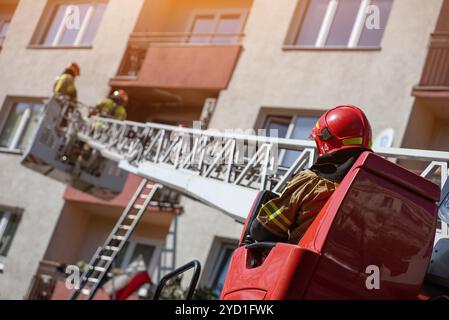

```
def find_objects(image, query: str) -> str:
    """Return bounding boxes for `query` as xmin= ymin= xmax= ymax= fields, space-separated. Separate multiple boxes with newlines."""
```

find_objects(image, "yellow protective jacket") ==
xmin=53 ymin=73 xmax=77 ymax=102
xmin=251 ymin=148 xmax=370 ymax=244
xmin=256 ymin=170 xmax=337 ymax=244
xmin=94 ymin=98 xmax=127 ymax=121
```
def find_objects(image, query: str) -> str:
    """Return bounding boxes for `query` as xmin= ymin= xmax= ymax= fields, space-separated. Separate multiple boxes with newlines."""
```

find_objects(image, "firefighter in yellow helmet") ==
xmin=92 ymin=89 xmax=128 ymax=121
xmin=53 ymin=62 xmax=80 ymax=102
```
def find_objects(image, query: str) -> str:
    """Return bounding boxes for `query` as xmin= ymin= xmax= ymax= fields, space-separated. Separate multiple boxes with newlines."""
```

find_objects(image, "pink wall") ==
xmin=64 ymin=174 xmax=143 ymax=208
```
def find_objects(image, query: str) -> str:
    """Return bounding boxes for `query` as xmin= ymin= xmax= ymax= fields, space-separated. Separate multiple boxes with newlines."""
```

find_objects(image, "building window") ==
xmin=0 ymin=20 xmax=10 ymax=47
xmin=0 ymin=209 xmax=22 ymax=257
xmin=0 ymin=99 xmax=44 ymax=152
xmin=204 ymin=241 xmax=237 ymax=298
xmin=187 ymin=9 xmax=248 ymax=44
xmin=38 ymin=1 xmax=107 ymax=47
xmin=264 ymin=114 xmax=319 ymax=167
xmin=114 ymin=239 xmax=161 ymax=274
xmin=290 ymin=0 xmax=393 ymax=48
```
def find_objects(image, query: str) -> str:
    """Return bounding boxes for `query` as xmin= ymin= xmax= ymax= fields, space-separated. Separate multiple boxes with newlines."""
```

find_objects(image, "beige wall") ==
xmin=0 ymin=154 xmax=66 ymax=299
xmin=431 ymin=119 xmax=449 ymax=151
xmin=403 ymin=97 xmax=449 ymax=152
xmin=44 ymin=203 xmax=91 ymax=264
xmin=176 ymin=198 xmax=243 ymax=281
xmin=0 ymin=0 xmax=144 ymax=299
xmin=402 ymin=101 xmax=436 ymax=150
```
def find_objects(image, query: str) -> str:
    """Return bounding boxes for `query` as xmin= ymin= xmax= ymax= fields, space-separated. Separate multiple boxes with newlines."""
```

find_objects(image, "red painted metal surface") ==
xmin=221 ymin=244 xmax=319 ymax=300
xmin=110 ymin=45 xmax=242 ymax=90
xmin=221 ymin=152 xmax=439 ymax=300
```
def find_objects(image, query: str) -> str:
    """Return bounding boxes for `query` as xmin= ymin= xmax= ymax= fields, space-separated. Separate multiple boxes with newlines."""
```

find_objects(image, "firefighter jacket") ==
xmin=94 ymin=98 xmax=127 ymax=121
xmin=53 ymin=71 xmax=77 ymax=102
xmin=251 ymin=148 xmax=370 ymax=244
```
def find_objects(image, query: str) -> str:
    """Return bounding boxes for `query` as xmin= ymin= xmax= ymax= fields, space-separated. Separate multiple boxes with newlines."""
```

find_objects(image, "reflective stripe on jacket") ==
xmin=256 ymin=169 xmax=338 ymax=244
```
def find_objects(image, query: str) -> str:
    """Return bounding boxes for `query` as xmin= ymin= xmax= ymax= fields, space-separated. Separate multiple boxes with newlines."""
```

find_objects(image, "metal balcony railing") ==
xmin=417 ymin=32 xmax=449 ymax=90
xmin=129 ymin=31 xmax=245 ymax=46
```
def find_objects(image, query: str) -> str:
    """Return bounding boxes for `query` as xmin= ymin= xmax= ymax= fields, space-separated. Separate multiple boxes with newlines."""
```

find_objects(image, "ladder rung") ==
xmin=89 ymin=266 xmax=106 ymax=272
xmin=112 ymin=235 xmax=126 ymax=241
xmin=133 ymin=205 xmax=144 ymax=210
xmin=88 ymin=278 xmax=100 ymax=284
xmin=104 ymin=246 xmax=120 ymax=252
xmin=100 ymin=255 xmax=112 ymax=261
xmin=127 ymin=215 xmax=138 ymax=220
xmin=119 ymin=225 xmax=131 ymax=231
xmin=146 ymin=184 xmax=155 ymax=189
xmin=81 ymin=289 xmax=91 ymax=296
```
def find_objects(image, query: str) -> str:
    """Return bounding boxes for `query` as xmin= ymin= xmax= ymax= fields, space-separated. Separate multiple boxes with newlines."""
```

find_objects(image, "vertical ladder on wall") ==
xmin=69 ymin=179 xmax=161 ymax=300
xmin=158 ymin=215 xmax=179 ymax=282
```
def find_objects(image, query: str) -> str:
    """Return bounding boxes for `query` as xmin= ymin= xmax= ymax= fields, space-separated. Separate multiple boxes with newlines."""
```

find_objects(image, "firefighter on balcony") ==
xmin=250 ymin=105 xmax=373 ymax=244
xmin=53 ymin=62 xmax=80 ymax=102
xmin=91 ymin=89 xmax=128 ymax=121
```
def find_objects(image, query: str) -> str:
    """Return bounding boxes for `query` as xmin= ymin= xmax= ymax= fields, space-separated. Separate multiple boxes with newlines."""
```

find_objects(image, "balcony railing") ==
xmin=117 ymin=31 xmax=245 ymax=77
xmin=417 ymin=32 xmax=449 ymax=91
xmin=129 ymin=31 xmax=245 ymax=46
xmin=25 ymin=261 xmax=65 ymax=300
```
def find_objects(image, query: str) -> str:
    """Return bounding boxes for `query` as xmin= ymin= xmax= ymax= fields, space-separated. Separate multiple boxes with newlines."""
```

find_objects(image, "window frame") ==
xmin=0 ymin=96 xmax=46 ymax=154
xmin=185 ymin=8 xmax=249 ymax=45
xmin=256 ymin=108 xmax=323 ymax=166
xmin=208 ymin=243 xmax=235 ymax=295
xmin=270 ymin=115 xmax=320 ymax=165
xmin=200 ymin=237 xmax=238 ymax=297
xmin=0 ymin=20 xmax=10 ymax=48
xmin=115 ymin=236 xmax=163 ymax=278
xmin=29 ymin=0 xmax=108 ymax=49
xmin=0 ymin=207 xmax=22 ymax=259
xmin=284 ymin=0 xmax=392 ymax=51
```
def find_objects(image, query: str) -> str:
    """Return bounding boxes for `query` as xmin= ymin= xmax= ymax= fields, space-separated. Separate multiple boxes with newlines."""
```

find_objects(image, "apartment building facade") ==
xmin=0 ymin=0 xmax=447 ymax=300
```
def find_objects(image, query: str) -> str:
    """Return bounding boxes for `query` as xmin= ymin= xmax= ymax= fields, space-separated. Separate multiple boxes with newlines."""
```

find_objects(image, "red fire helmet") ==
xmin=68 ymin=62 xmax=81 ymax=77
xmin=311 ymin=105 xmax=373 ymax=156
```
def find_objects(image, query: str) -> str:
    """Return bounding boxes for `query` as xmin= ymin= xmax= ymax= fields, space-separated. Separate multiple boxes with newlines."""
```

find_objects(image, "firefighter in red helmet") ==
xmin=53 ymin=62 xmax=80 ymax=102
xmin=92 ymin=89 xmax=128 ymax=121
xmin=251 ymin=105 xmax=373 ymax=244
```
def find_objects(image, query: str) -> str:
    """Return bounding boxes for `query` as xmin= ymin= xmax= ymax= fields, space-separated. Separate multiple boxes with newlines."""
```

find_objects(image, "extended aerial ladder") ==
xmin=22 ymin=97 xmax=449 ymax=299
